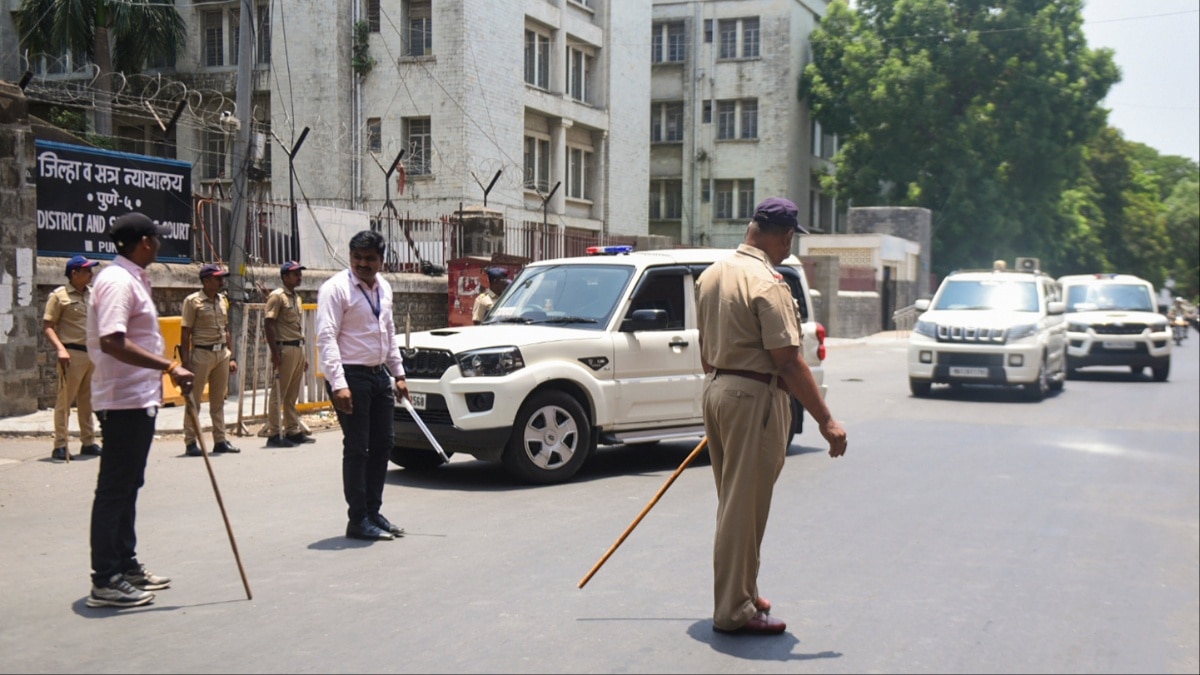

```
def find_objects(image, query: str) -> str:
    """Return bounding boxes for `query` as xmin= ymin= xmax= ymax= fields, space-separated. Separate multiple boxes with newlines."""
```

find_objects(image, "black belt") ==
xmin=344 ymin=364 xmax=389 ymax=374
xmin=276 ymin=340 xmax=304 ymax=347
xmin=193 ymin=343 xmax=226 ymax=351
xmin=64 ymin=343 xmax=87 ymax=352
xmin=714 ymin=368 xmax=787 ymax=391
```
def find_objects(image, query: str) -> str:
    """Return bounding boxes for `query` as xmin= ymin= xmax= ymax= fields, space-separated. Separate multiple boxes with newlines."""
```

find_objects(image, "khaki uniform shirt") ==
xmin=181 ymin=290 xmax=229 ymax=346
xmin=43 ymin=285 xmax=90 ymax=345
xmin=265 ymin=288 xmax=304 ymax=342
xmin=695 ymin=244 xmax=801 ymax=374
xmin=473 ymin=289 xmax=498 ymax=322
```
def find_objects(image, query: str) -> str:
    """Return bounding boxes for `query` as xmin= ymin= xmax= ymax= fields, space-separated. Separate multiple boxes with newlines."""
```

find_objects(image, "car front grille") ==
xmin=1091 ymin=324 xmax=1147 ymax=335
xmin=400 ymin=348 xmax=456 ymax=379
xmin=936 ymin=325 xmax=1006 ymax=344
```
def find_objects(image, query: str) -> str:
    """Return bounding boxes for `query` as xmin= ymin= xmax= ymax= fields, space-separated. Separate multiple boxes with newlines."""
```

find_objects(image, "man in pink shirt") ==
xmin=316 ymin=230 xmax=410 ymax=541
xmin=85 ymin=212 xmax=196 ymax=608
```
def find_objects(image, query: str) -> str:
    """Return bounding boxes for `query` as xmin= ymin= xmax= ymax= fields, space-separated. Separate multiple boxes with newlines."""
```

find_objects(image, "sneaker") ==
xmin=123 ymin=564 xmax=171 ymax=591
xmin=212 ymin=441 xmax=241 ymax=454
xmin=286 ymin=433 xmax=316 ymax=445
xmin=185 ymin=442 xmax=203 ymax=457
xmin=51 ymin=447 xmax=71 ymax=461
xmin=265 ymin=435 xmax=297 ymax=448
xmin=86 ymin=574 xmax=155 ymax=608
xmin=80 ymin=444 xmax=103 ymax=456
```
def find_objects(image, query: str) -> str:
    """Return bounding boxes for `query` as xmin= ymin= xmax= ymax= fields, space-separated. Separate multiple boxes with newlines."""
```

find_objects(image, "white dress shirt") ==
xmin=316 ymin=269 xmax=406 ymax=392
xmin=87 ymin=255 xmax=165 ymax=410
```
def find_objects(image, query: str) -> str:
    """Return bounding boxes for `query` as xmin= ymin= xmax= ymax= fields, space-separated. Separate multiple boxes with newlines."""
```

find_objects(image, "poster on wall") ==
xmin=34 ymin=140 xmax=192 ymax=263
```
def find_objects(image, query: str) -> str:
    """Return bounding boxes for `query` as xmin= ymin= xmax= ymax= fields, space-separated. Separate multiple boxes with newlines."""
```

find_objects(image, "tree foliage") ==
xmin=803 ymin=0 xmax=1119 ymax=275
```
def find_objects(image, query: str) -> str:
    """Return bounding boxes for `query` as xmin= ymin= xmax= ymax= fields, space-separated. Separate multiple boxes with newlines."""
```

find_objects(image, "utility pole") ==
xmin=226 ymin=0 xmax=255 ymax=399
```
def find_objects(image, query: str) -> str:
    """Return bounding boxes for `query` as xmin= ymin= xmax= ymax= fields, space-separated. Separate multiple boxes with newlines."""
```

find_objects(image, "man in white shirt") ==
xmin=316 ymin=230 xmax=410 ymax=541
xmin=86 ymin=212 xmax=196 ymax=608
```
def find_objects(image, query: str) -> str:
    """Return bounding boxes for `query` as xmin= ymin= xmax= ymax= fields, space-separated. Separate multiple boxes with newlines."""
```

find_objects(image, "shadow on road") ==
xmin=685 ymin=620 xmax=842 ymax=662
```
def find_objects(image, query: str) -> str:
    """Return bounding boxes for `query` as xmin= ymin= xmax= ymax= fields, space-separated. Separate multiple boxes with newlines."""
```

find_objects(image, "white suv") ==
xmin=1057 ymin=273 xmax=1171 ymax=381
xmin=393 ymin=247 xmax=826 ymax=484
xmin=908 ymin=261 xmax=1067 ymax=400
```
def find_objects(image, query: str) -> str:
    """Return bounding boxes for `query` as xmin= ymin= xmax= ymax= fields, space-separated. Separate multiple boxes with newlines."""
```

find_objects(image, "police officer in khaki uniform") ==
xmin=472 ymin=267 xmax=510 ymax=324
xmin=263 ymin=261 xmax=314 ymax=448
xmin=695 ymin=197 xmax=848 ymax=636
xmin=44 ymin=255 xmax=103 ymax=461
xmin=181 ymin=264 xmax=240 ymax=456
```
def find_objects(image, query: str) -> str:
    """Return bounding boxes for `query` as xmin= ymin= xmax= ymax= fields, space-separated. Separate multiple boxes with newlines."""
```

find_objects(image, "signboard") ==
xmin=34 ymin=140 xmax=192 ymax=263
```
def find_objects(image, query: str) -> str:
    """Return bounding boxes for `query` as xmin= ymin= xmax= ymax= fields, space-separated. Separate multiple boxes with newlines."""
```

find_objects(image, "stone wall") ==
xmin=847 ymin=207 xmax=933 ymax=297
xmin=0 ymin=82 xmax=41 ymax=416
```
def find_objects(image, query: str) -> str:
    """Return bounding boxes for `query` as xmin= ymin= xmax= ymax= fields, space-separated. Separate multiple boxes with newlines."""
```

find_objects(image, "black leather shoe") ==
xmin=286 ymin=433 xmax=316 ymax=444
xmin=185 ymin=443 xmax=203 ymax=457
xmin=212 ymin=441 xmax=241 ymax=454
xmin=371 ymin=513 xmax=405 ymax=537
xmin=346 ymin=518 xmax=394 ymax=541
xmin=51 ymin=447 xmax=71 ymax=461
xmin=80 ymin=444 xmax=103 ymax=456
xmin=265 ymin=435 xmax=297 ymax=448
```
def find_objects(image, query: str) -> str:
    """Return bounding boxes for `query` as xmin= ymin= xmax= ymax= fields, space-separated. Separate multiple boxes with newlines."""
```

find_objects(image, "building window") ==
xmin=717 ymin=17 xmax=760 ymax=60
xmin=702 ymin=100 xmax=712 ymax=124
xmin=405 ymin=117 xmax=431 ymax=175
xmin=367 ymin=118 xmax=382 ymax=154
xmin=652 ymin=22 xmax=686 ymax=63
xmin=256 ymin=4 xmax=271 ymax=64
xmin=716 ymin=99 xmax=758 ymax=140
xmin=649 ymin=180 xmax=683 ymax=220
xmin=714 ymin=179 xmax=754 ymax=219
xmin=811 ymin=119 xmax=838 ymax=158
xmin=704 ymin=19 xmax=713 ymax=43
xmin=203 ymin=10 xmax=224 ymax=67
xmin=567 ymin=146 xmax=591 ymax=200
xmin=229 ymin=9 xmax=240 ymax=66
xmin=204 ymin=130 xmax=227 ymax=179
xmin=524 ymin=136 xmax=551 ymax=192
xmin=406 ymin=0 xmax=432 ymax=56
xmin=651 ymin=102 xmax=684 ymax=142
xmin=367 ymin=0 xmax=380 ymax=33
xmin=567 ymin=44 xmax=593 ymax=103
xmin=525 ymin=28 xmax=551 ymax=89
xmin=701 ymin=180 xmax=710 ymax=203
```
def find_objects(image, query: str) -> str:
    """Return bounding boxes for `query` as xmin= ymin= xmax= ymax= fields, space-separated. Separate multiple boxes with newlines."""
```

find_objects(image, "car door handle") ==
xmin=668 ymin=338 xmax=689 ymax=348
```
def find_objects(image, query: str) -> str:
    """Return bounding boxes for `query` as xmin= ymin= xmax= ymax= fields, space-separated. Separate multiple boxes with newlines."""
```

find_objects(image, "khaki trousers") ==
xmin=53 ymin=350 xmax=96 ymax=448
xmin=265 ymin=344 xmax=306 ymax=436
xmin=702 ymin=372 xmax=789 ymax=631
xmin=184 ymin=347 xmax=230 ymax=445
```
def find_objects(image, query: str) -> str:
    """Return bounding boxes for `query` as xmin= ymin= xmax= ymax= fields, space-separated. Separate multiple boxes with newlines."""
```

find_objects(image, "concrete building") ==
xmin=649 ymin=0 xmax=840 ymax=247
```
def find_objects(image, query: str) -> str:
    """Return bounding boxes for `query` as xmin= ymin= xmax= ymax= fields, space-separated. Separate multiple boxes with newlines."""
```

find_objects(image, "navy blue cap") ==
xmin=199 ymin=264 xmax=229 ymax=278
xmin=280 ymin=261 xmax=307 ymax=274
xmin=65 ymin=255 xmax=99 ymax=275
xmin=485 ymin=267 xmax=509 ymax=280
xmin=110 ymin=212 xmax=173 ymax=243
xmin=752 ymin=197 xmax=807 ymax=233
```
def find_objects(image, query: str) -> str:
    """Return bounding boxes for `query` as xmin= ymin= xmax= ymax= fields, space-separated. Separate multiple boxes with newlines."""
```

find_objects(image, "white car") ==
xmin=1058 ymin=273 xmax=1171 ymax=381
xmin=393 ymin=247 xmax=826 ymax=484
xmin=908 ymin=261 xmax=1067 ymax=400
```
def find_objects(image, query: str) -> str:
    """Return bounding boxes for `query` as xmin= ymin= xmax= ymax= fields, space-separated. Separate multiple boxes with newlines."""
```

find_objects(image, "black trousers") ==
xmin=329 ymin=367 xmax=395 ymax=523
xmin=90 ymin=408 xmax=157 ymax=585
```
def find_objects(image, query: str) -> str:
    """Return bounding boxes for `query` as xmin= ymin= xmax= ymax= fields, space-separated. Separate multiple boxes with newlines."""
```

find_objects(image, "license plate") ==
xmin=408 ymin=392 xmax=426 ymax=410
xmin=949 ymin=366 xmax=988 ymax=378
xmin=1101 ymin=341 xmax=1135 ymax=350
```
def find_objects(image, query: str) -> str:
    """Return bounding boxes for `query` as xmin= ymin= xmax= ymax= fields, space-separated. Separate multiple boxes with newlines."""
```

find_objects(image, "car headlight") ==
xmin=1006 ymin=323 xmax=1038 ymax=341
xmin=1067 ymin=322 xmax=1089 ymax=333
xmin=455 ymin=346 xmax=525 ymax=377
xmin=914 ymin=320 xmax=937 ymax=338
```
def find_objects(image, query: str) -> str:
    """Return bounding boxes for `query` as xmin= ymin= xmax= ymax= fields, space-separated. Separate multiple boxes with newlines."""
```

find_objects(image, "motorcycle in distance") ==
xmin=1172 ymin=315 xmax=1189 ymax=346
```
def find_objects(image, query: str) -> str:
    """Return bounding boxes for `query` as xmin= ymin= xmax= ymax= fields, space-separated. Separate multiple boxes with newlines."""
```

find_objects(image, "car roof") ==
xmin=1057 ymin=273 xmax=1151 ymax=286
xmin=524 ymin=248 xmax=806 ymax=269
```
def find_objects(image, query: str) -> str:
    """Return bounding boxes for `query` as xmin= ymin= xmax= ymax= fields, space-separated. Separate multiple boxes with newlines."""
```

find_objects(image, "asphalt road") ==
xmin=0 ymin=333 xmax=1196 ymax=674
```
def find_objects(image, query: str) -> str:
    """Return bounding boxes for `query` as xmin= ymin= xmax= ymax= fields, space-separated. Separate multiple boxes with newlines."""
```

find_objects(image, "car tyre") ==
xmin=1024 ymin=359 xmax=1048 ymax=401
xmin=503 ymin=390 xmax=593 ymax=484
xmin=1152 ymin=359 xmax=1170 ymax=382
xmin=909 ymin=378 xmax=932 ymax=397
xmin=390 ymin=446 xmax=450 ymax=471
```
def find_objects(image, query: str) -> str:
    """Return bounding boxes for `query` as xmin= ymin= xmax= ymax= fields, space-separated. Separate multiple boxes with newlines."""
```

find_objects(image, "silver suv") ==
xmin=392 ymin=248 xmax=826 ymax=484
xmin=908 ymin=261 xmax=1067 ymax=400
xmin=1058 ymin=274 xmax=1171 ymax=381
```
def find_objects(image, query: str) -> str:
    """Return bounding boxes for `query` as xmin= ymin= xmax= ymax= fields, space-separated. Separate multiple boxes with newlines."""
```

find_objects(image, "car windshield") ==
xmin=933 ymin=279 xmax=1040 ymax=312
xmin=485 ymin=264 xmax=634 ymax=329
xmin=1065 ymin=283 xmax=1154 ymax=312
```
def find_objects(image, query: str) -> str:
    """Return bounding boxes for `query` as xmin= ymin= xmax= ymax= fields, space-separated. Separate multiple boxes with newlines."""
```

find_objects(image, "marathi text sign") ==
xmin=34 ymin=140 xmax=192 ymax=263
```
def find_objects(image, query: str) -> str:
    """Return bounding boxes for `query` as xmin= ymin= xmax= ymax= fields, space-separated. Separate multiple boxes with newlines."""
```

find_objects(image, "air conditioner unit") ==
xmin=1015 ymin=257 xmax=1040 ymax=272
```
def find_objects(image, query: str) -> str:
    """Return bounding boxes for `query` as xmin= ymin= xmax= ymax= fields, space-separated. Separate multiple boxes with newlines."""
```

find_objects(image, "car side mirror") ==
xmin=914 ymin=298 xmax=931 ymax=311
xmin=1047 ymin=300 xmax=1065 ymax=315
xmin=622 ymin=308 xmax=668 ymax=332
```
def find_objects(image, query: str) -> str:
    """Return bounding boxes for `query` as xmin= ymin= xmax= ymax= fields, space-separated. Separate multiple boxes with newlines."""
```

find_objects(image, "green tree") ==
xmin=14 ymin=0 xmax=186 ymax=137
xmin=803 ymin=0 xmax=1119 ymax=275
xmin=1163 ymin=178 xmax=1200 ymax=299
